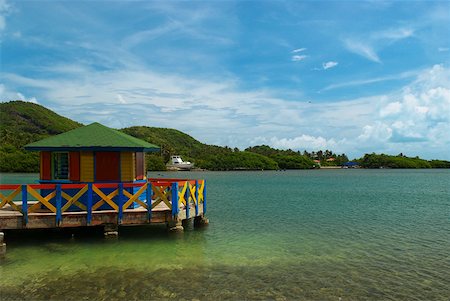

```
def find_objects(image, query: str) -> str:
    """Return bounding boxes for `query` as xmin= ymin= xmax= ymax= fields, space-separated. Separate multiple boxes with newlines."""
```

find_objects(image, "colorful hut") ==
xmin=25 ymin=122 xmax=159 ymax=183
xmin=24 ymin=122 xmax=160 ymax=210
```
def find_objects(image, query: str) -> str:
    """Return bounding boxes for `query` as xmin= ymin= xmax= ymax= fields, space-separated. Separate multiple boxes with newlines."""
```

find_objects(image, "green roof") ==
xmin=25 ymin=122 xmax=160 ymax=152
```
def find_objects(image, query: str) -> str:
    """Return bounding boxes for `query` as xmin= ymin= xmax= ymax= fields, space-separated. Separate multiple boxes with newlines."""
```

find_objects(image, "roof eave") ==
xmin=25 ymin=146 xmax=160 ymax=152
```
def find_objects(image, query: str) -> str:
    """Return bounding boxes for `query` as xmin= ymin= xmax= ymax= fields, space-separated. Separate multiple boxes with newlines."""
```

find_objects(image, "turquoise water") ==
xmin=0 ymin=170 xmax=449 ymax=300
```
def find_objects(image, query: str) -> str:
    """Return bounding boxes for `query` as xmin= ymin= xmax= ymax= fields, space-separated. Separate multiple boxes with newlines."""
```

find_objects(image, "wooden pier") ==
xmin=0 ymin=178 xmax=208 ymax=256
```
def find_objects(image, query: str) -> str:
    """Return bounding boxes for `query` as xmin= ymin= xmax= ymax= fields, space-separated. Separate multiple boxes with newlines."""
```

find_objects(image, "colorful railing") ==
xmin=0 ymin=179 xmax=206 ymax=226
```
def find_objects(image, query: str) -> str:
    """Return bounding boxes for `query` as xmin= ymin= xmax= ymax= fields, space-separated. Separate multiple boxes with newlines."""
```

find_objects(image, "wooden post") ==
xmin=195 ymin=180 xmax=199 ymax=216
xmin=185 ymin=182 xmax=190 ymax=219
xmin=56 ymin=184 xmax=62 ymax=226
xmin=203 ymin=180 xmax=207 ymax=214
xmin=171 ymin=182 xmax=179 ymax=217
xmin=118 ymin=183 xmax=124 ymax=224
xmin=21 ymin=185 xmax=28 ymax=226
xmin=146 ymin=183 xmax=152 ymax=222
xmin=87 ymin=183 xmax=93 ymax=226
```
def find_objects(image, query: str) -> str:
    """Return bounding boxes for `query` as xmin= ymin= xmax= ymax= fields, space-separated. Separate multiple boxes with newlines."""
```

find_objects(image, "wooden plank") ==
xmin=122 ymin=183 xmax=147 ymax=210
xmin=61 ymin=185 xmax=88 ymax=212
xmin=27 ymin=187 xmax=57 ymax=213
xmin=92 ymin=186 xmax=118 ymax=211
xmin=0 ymin=186 xmax=22 ymax=212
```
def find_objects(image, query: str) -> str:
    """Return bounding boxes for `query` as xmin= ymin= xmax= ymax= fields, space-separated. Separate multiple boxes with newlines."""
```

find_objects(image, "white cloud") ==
xmin=375 ymin=27 xmax=414 ymax=40
xmin=356 ymin=64 xmax=450 ymax=156
xmin=379 ymin=101 xmax=402 ymax=117
xmin=292 ymin=55 xmax=307 ymax=62
xmin=323 ymin=70 xmax=418 ymax=91
xmin=116 ymin=94 xmax=127 ymax=104
xmin=3 ymin=63 xmax=450 ymax=159
xmin=344 ymin=39 xmax=381 ymax=63
xmin=0 ymin=0 xmax=11 ymax=31
xmin=358 ymin=122 xmax=393 ymax=142
xmin=16 ymin=92 xmax=38 ymax=104
xmin=322 ymin=61 xmax=338 ymax=70
xmin=253 ymin=135 xmax=339 ymax=151
xmin=0 ymin=84 xmax=38 ymax=103
xmin=292 ymin=48 xmax=306 ymax=53
xmin=344 ymin=27 xmax=414 ymax=63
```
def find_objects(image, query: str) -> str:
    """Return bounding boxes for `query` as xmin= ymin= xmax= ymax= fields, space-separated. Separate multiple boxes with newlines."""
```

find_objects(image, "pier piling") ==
xmin=0 ymin=231 xmax=5 ymax=257
xmin=168 ymin=219 xmax=184 ymax=232
xmin=104 ymin=224 xmax=119 ymax=238
xmin=194 ymin=215 xmax=209 ymax=228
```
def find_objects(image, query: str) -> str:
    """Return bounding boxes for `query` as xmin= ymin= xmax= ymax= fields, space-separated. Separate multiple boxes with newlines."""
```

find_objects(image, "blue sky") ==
xmin=1 ymin=0 xmax=449 ymax=159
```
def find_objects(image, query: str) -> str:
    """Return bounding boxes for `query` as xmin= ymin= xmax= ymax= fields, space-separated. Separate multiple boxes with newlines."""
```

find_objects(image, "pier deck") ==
xmin=0 ymin=179 xmax=207 ymax=231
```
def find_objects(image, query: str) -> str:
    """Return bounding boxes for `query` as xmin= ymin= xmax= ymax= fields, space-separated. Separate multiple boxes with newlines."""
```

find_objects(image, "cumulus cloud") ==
xmin=0 ymin=84 xmax=38 ymax=103
xmin=322 ymin=61 xmax=338 ymax=70
xmin=358 ymin=122 xmax=393 ymax=142
xmin=252 ymin=135 xmax=339 ymax=151
xmin=379 ymin=101 xmax=402 ymax=117
xmin=356 ymin=64 xmax=450 ymax=157
xmin=16 ymin=92 xmax=38 ymax=104
xmin=3 ymin=62 xmax=450 ymax=159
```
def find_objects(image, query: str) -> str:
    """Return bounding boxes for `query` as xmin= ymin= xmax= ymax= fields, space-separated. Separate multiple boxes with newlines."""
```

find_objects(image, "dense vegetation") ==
xmin=122 ymin=127 xmax=278 ymax=170
xmin=0 ymin=101 xmax=82 ymax=172
xmin=302 ymin=149 xmax=349 ymax=166
xmin=1 ymin=101 xmax=449 ymax=172
xmin=358 ymin=153 xmax=439 ymax=169
xmin=245 ymin=145 xmax=315 ymax=169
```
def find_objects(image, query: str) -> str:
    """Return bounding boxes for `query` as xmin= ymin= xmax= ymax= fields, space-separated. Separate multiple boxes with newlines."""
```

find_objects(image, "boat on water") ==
xmin=166 ymin=155 xmax=194 ymax=171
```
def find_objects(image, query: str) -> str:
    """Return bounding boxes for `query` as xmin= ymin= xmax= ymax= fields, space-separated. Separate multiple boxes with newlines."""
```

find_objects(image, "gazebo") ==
xmin=24 ymin=122 xmax=160 ymax=210
xmin=25 ymin=122 xmax=159 ymax=183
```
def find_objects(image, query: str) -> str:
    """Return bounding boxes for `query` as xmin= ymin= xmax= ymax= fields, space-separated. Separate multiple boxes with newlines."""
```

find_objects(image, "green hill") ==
xmin=357 ymin=153 xmax=448 ymax=169
xmin=245 ymin=145 xmax=316 ymax=169
xmin=0 ymin=101 xmax=82 ymax=172
xmin=0 ymin=101 xmax=278 ymax=171
xmin=1 ymin=101 xmax=448 ymax=172
xmin=122 ymin=126 xmax=278 ymax=170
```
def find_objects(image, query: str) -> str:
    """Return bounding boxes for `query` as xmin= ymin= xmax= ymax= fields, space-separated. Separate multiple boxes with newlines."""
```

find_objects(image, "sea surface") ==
xmin=0 ymin=170 xmax=449 ymax=300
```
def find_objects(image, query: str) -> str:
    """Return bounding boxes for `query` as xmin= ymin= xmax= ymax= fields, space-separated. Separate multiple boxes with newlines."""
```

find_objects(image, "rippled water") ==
xmin=1 ymin=170 xmax=449 ymax=300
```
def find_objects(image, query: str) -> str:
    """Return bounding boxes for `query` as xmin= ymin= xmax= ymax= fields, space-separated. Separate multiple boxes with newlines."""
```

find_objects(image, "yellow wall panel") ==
xmin=121 ymin=152 xmax=135 ymax=182
xmin=80 ymin=151 xmax=94 ymax=182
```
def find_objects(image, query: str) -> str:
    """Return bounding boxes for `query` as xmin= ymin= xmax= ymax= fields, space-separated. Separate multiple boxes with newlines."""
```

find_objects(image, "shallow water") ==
xmin=1 ymin=170 xmax=449 ymax=300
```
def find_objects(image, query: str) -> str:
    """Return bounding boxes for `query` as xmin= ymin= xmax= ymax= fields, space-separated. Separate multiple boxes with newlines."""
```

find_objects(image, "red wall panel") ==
xmin=40 ymin=152 xmax=52 ymax=180
xmin=69 ymin=152 xmax=80 ymax=181
xmin=95 ymin=152 xmax=120 ymax=181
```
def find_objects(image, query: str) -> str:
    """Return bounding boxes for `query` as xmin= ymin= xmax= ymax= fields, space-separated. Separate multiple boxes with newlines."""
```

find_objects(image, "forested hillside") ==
xmin=122 ymin=126 xmax=279 ymax=170
xmin=0 ymin=101 xmax=82 ymax=172
xmin=245 ymin=145 xmax=316 ymax=169
xmin=357 ymin=153 xmax=450 ymax=169
xmin=1 ymin=101 xmax=448 ymax=172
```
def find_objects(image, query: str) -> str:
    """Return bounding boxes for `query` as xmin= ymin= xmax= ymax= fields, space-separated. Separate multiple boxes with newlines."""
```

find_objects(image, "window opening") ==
xmin=53 ymin=152 xmax=69 ymax=180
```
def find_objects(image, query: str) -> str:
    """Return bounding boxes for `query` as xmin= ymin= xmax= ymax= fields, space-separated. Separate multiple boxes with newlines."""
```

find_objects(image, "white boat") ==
xmin=166 ymin=155 xmax=194 ymax=171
